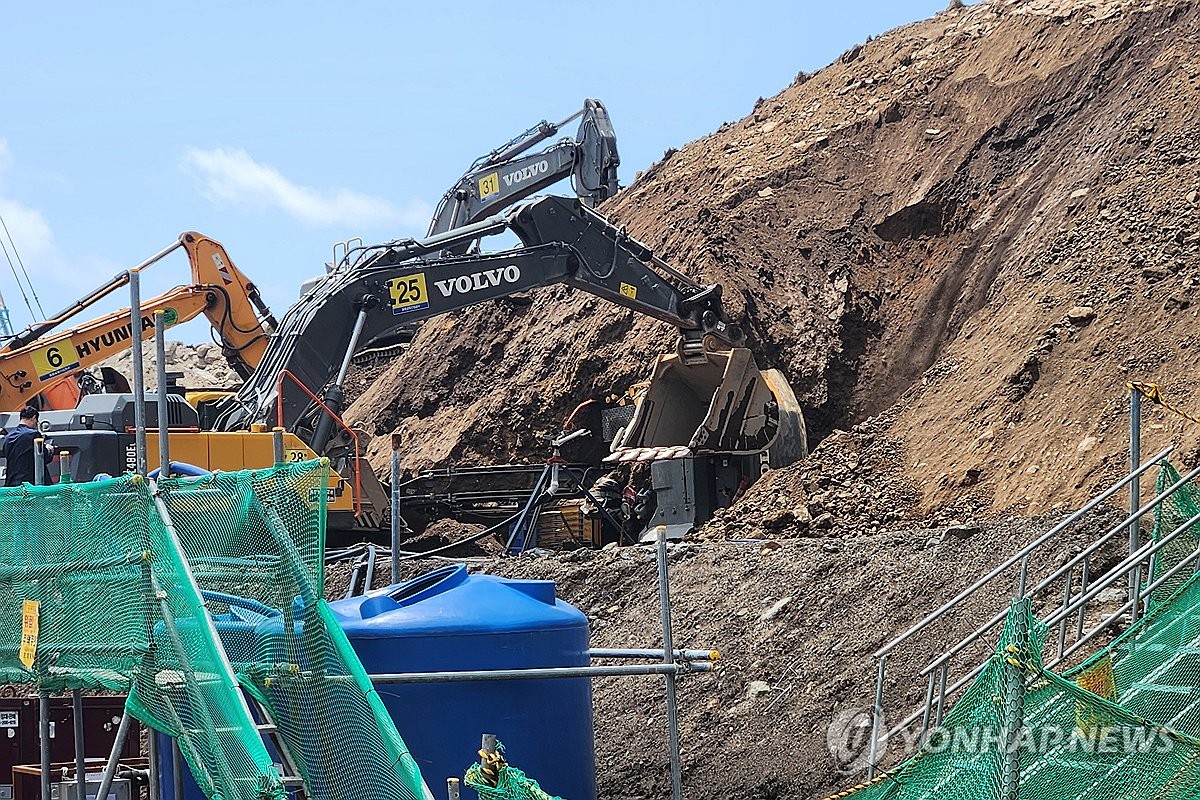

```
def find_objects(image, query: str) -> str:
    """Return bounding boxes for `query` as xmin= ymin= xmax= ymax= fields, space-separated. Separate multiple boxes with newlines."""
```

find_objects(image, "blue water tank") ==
xmin=329 ymin=564 xmax=596 ymax=800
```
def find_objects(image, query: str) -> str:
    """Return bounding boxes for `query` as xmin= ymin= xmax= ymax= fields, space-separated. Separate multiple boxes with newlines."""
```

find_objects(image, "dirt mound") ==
xmin=328 ymin=503 xmax=1128 ymax=799
xmin=335 ymin=1 xmax=1200 ymax=796
xmin=99 ymin=340 xmax=241 ymax=390
xmin=348 ymin=0 xmax=1200 ymax=520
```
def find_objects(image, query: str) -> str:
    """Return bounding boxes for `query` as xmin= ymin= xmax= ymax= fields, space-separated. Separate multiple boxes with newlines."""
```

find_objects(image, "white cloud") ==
xmin=181 ymin=146 xmax=430 ymax=229
xmin=0 ymin=139 xmax=95 ymax=318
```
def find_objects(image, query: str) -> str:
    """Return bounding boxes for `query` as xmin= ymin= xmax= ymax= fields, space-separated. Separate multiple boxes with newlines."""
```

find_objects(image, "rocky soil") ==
xmin=347 ymin=0 xmax=1200 ymax=516
xmin=99 ymin=340 xmax=242 ymax=390
xmin=320 ymin=0 xmax=1200 ymax=797
xmin=328 ymin=502 xmax=1132 ymax=799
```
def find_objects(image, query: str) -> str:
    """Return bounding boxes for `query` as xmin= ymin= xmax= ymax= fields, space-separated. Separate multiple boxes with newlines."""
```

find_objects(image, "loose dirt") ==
xmin=326 ymin=1 xmax=1200 ymax=797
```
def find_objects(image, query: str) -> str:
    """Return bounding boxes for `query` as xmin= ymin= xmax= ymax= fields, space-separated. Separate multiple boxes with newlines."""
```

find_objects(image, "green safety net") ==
xmin=0 ymin=475 xmax=284 ymax=800
xmin=465 ymin=743 xmax=563 ymax=800
xmin=1150 ymin=462 xmax=1200 ymax=608
xmin=840 ymin=462 xmax=1200 ymax=799
xmin=157 ymin=461 xmax=429 ymax=800
xmin=0 ymin=460 xmax=429 ymax=800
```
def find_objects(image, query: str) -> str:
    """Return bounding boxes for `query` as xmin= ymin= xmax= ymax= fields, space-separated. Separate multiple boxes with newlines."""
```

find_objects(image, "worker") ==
xmin=3 ymin=405 xmax=54 ymax=486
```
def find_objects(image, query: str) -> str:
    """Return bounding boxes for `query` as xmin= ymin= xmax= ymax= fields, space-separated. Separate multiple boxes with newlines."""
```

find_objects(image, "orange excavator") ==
xmin=0 ymin=232 xmax=275 ymax=411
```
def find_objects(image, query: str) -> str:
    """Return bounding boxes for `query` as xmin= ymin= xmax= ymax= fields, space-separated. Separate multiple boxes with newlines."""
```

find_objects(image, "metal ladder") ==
xmin=246 ymin=695 xmax=309 ymax=798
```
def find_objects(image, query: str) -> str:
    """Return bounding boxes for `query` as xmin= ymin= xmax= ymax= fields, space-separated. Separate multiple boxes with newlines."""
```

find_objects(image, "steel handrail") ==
xmin=1048 ymin=538 xmax=1200 ymax=669
xmin=275 ymin=368 xmax=362 ymax=516
xmin=888 ymin=511 xmax=1200 ymax=744
xmin=1044 ymin=507 xmax=1200 ymax=630
xmin=874 ymin=445 xmax=1173 ymax=659
xmin=918 ymin=459 xmax=1200 ymax=678
xmin=886 ymin=508 xmax=1200 ymax=746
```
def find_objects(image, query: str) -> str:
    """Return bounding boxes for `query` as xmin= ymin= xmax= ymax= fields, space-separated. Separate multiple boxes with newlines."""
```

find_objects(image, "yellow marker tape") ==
xmin=1129 ymin=381 xmax=1200 ymax=426
xmin=19 ymin=600 xmax=39 ymax=669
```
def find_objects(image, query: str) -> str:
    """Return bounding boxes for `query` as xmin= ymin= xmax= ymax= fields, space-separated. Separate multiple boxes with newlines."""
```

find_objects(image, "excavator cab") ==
xmin=603 ymin=347 xmax=807 ymax=541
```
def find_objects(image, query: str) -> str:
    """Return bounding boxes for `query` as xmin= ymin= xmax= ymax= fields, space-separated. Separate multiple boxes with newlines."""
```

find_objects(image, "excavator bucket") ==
xmin=606 ymin=348 xmax=807 ymax=465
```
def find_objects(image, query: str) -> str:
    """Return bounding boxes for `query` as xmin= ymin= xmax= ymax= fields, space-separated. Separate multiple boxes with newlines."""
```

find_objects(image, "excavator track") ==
xmin=351 ymin=341 xmax=410 ymax=368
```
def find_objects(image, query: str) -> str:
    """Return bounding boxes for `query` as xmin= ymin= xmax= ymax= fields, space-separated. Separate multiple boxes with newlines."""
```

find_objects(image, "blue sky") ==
xmin=0 ymin=1 xmax=948 ymax=341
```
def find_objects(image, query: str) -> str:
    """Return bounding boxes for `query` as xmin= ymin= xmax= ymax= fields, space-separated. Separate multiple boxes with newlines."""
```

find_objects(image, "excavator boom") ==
xmin=209 ymin=195 xmax=804 ymax=481
xmin=0 ymin=232 xmax=275 ymax=409
xmin=0 ymin=286 xmax=215 ymax=409
xmin=425 ymin=99 xmax=619 ymax=255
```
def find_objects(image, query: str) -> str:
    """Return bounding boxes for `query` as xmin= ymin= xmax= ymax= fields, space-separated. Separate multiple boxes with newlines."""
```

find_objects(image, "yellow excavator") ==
xmin=0 ymin=232 xmax=372 ymax=526
xmin=0 ymin=231 xmax=275 ymax=411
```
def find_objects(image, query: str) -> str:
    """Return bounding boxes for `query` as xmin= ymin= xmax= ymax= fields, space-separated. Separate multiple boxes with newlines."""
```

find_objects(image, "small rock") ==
xmin=746 ymin=680 xmax=773 ymax=699
xmin=1097 ymin=586 xmax=1126 ymax=605
xmin=946 ymin=524 xmax=981 ymax=539
xmin=1066 ymin=306 xmax=1095 ymax=325
xmin=1077 ymin=436 xmax=1099 ymax=453
xmin=1069 ymin=188 xmax=1091 ymax=200
xmin=760 ymin=120 xmax=778 ymax=134
xmin=761 ymin=509 xmax=794 ymax=531
xmin=760 ymin=596 xmax=793 ymax=621
xmin=924 ymin=128 xmax=942 ymax=137
xmin=813 ymin=513 xmax=835 ymax=530
xmin=821 ymin=540 xmax=843 ymax=554
xmin=758 ymin=186 xmax=775 ymax=198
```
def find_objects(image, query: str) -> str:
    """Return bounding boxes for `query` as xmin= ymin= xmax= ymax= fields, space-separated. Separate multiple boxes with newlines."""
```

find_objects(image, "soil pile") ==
xmin=348 ymin=0 xmax=1200 ymax=521
xmin=333 ymin=0 xmax=1200 ymax=796
xmin=100 ymin=340 xmax=241 ymax=390
xmin=331 ymin=504 xmax=1129 ymax=799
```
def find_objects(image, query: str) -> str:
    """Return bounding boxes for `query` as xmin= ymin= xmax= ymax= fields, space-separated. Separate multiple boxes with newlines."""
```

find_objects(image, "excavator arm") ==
xmin=0 ymin=232 xmax=276 ymax=409
xmin=213 ymin=195 xmax=740 ymax=443
xmin=425 ymin=99 xmax=619 ymax=255
xmin=0 ymin=285 xmax=216 ymax=410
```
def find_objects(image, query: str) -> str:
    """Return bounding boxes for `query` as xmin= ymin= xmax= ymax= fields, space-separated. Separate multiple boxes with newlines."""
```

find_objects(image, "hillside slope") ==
xmin=347 ymin=0 xmax=1200 ymax=523
xmin=336 ymin=2 xmax=1200 ymax=797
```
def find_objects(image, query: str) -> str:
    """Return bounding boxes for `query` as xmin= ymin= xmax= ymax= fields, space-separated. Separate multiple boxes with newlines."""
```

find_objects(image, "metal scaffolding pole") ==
xmin=1129 ymin=386 xmax=1142 ymax=622
xmin=129 ymin=270 xmax=147 ymax=475
xmin=155 ymin=312 xmax=170 ymax=476
xmin=73 ymin=689 xmax=87 ymax=800
xmin=39 ymin=692 xmax=50 ymax=800
xmin=391 ymin=434 xmax=402 ymax=583
xmin=657 ymin=526 xmax=683 ymax=800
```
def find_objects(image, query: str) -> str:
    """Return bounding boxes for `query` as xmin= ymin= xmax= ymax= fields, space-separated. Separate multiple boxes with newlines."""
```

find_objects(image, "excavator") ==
xmin=425 ymin=98 xmax=620 ymax=252
xmin=8 ymin=98 xmax=616 ymax=404
xmin=12 ymin=196 xmax=805 ymax=539
xmin=329 ymin=98 xmax=621 ymax=368
xmin=0 ymin=232 xmax=275 ymax=411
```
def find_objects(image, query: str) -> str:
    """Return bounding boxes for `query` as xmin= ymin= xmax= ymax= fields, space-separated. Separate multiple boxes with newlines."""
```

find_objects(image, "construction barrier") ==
xmin=839 ymin=461 xmax=1200 ymax=799
xmin=0 ymin=460 xmax=429 ymax=800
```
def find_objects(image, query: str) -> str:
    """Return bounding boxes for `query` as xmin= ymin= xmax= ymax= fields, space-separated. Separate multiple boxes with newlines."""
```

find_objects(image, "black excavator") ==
xmin=209 ymin=194 xmax=806 ymax=540
xmin=323 ymin=99 xmax=621 ymax=367
xmin=424 ymin=98 xmax=620 ymax=253
xmin=13 ymin=196 xmax=804 ymax=541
